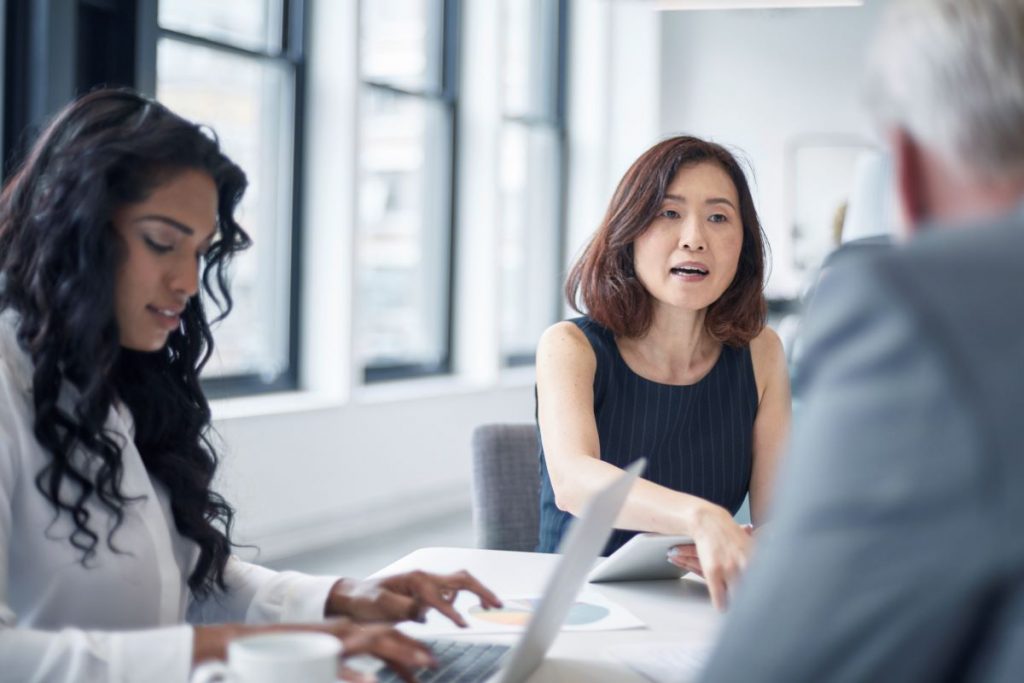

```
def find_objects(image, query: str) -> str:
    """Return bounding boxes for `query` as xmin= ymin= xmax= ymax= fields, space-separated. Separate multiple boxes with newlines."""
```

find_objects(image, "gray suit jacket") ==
xmin=701 ymin=208 xmax=1024 ymax=682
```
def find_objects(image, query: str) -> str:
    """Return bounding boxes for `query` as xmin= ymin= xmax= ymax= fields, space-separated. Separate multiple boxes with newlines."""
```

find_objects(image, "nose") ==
xmin=678 ymin=216 xmax=707 ymax=252
xmin=168 ymin=253 xmax=200 ymax=299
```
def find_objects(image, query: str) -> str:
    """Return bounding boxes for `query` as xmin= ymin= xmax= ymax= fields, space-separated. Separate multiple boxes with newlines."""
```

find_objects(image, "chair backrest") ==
xmin=470 ymin=423 xmax=540 ymax=552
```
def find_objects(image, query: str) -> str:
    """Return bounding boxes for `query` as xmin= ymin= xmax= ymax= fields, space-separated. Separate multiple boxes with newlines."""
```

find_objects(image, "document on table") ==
xmin=398 ymin=586 xmax=645 ymax=637
xmin=609 ymin=640 xmax=715 ymax=683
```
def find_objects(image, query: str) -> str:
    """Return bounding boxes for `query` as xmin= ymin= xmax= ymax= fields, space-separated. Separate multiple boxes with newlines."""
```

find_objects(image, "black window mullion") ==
xmin=441 ymin=0 xmax=460 ymax=100
xmin=440 ymin=0 xmax=460 ymax=380
xmin=134 ymin=0 xmax=158 ymax=96
xmin=158 ymin=28 xmax=286 ymax=63
xmin=553 ymin=0 xmax=570 ymax=331
xmin=360 ymin=79 xmax=449 ymax=103
xmin=284 ymin=0 xmax=308 ymax=399
xmin=554 ymin=0 xmax=569 ymax=124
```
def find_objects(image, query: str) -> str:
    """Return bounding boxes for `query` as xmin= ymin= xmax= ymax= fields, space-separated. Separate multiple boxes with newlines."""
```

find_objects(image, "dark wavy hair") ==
xmin=566 ymin=136 xmax=767 ymax=345
xmin=0 ymin=88 xmax=252 ymax=596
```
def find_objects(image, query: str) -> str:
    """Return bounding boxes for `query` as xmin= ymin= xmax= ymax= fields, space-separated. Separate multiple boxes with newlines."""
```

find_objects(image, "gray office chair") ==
xmin=470 ymin=423 xmax=540 ymax=552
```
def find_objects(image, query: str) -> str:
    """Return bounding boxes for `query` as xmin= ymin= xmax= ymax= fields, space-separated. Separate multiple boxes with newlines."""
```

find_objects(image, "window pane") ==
xmin=499 ymin=123 xmax=561 ymax=362
xmin=356 ymin=87 xmax=451 ymax=374
xmin=159 ymin=0 xmax=283 ymax=53
xmin=157 ymin=37 xmax=294 ymax=381
xmin=501 ymin=0 xmax=558 ymax=119
xmin=360 ymin=0 xmax=445 ymax=93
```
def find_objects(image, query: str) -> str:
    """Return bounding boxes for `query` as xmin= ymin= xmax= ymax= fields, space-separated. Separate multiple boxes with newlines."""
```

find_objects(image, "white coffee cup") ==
xmin=190 ymin=632 xmax=341 ymax=683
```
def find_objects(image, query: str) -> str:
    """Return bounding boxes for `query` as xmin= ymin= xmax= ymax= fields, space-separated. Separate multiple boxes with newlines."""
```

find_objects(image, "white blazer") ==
xmin=0 ymin=312 xmax=338 ymax=682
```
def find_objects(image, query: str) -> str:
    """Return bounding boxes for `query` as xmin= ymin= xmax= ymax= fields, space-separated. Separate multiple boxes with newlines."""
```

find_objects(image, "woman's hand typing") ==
xmin=326 ymin=569 xmax=503 ymax=627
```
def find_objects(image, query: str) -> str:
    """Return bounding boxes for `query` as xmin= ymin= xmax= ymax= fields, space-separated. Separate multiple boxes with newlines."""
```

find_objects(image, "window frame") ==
xmin=3 ymin=0 xmax=308 ymax=399
xmin=138 ymin=0 xmax=308 ymax=399
xmin=357 ymin=0 xmax=462 ymax=384
xmin=499 ymin=0 xmax=570 ymax=368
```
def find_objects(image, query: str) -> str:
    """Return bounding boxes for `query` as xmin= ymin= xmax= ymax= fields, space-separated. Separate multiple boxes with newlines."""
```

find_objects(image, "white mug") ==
xmin=190 ymin=632 xmax=341 ymax=683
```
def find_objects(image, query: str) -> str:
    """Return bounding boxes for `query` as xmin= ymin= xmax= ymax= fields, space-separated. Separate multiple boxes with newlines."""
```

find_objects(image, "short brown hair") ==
xmin=565 ymin=135 xmax=767 ymax=345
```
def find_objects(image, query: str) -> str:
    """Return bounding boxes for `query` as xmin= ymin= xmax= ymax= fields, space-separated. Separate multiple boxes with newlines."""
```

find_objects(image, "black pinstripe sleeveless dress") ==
xmin=536 ymin=316 xmax=759 ymax=556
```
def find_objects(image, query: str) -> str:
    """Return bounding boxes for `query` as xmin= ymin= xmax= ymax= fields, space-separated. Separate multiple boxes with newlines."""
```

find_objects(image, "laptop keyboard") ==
xmin=376 ymin=638 xmax=511 ymax=683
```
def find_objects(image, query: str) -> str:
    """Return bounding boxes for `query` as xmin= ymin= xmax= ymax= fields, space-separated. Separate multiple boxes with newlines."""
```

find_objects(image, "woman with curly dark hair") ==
xmin=536 ymin=136 xmax=791 ymax=612
xmin=0 ymin=89 xmax=498 ymax=682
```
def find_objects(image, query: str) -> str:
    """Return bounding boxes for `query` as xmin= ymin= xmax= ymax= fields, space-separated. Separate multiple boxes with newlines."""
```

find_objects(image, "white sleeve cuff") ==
xmin=245 ymin=572 xmax=339 ymax=624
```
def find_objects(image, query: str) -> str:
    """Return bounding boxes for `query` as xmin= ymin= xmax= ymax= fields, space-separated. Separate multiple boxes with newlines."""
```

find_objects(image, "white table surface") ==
xmin=371 ymin=547 xmax=722 ymax=683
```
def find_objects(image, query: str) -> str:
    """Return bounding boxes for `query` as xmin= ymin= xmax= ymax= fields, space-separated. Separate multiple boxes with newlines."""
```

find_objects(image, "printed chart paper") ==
xmin=399 ymin=587 xmax=645 ymax=637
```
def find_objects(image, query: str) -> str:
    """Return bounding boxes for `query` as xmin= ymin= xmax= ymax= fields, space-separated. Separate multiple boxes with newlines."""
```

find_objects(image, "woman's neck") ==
xmin=617 ymin=305 xmax=719 ymax=384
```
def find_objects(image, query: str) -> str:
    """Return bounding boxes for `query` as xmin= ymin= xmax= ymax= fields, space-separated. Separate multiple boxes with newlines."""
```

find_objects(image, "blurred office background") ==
xmin=0 ymin=0 xmax=888 ymax=575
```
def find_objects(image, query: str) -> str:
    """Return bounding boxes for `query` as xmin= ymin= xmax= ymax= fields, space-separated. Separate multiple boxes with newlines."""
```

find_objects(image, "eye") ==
xmin=708 ymin=213 xmax=729 ymax=224
xmin=660 ymin=209 xmax=681 ymax=219
xmin=143 ymin=235 xmax=173 ymax=254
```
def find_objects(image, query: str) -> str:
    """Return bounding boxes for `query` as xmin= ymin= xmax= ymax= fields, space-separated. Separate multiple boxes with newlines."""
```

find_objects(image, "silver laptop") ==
xmin=380 ymin=458 xmax=645 ymax=683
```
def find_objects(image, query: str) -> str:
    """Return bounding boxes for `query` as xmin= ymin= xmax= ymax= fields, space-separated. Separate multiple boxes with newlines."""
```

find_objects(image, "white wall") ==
xmin=658 ymin=0 xmax=886 ymax=295
xmin=214 ymin=384 xmax=533 ymax=560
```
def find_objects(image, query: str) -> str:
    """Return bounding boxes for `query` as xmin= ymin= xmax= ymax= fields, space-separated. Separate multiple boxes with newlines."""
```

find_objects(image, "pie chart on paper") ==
xmin=468 ymin=598 xmax=611 ymax=627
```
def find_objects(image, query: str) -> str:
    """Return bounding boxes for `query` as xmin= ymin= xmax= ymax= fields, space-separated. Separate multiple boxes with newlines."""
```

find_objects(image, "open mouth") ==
xmin=670 ymin=266 xmax=709 ymax=276
xmin=147 ymin=304 xmax=183 ymax=330
xmin=148 ymin=305 xmax=182 ymax=319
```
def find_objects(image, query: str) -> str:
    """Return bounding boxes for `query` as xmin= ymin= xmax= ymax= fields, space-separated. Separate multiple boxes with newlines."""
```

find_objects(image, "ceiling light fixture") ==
xmin=650 ymin=0 xmax=863 ymax=10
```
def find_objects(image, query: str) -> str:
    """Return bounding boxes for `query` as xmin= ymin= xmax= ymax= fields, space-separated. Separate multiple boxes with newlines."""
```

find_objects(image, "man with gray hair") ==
xmin=700 ymin=0 xmax=1024 ymax=680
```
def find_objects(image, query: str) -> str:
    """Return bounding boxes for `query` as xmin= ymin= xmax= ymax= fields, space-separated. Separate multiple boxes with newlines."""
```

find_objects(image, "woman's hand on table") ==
xmin=669 ymin=507 xmax=753 ymax=612
xmin=326 ymin=569 xmax=503 ymax=627
xmin=323 ymin=619 xmax=435 ymax=683
xmin=193 ymin=618 xmax=435 ymax=682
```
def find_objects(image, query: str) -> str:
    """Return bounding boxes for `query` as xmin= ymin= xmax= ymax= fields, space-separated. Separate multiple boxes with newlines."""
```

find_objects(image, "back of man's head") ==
xmin=865 ymin=0 xmax=1024 ymax=198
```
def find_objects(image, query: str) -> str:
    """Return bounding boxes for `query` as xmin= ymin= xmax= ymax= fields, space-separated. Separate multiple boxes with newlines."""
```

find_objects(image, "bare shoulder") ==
xmin=538 ymin=320 xmax=592 ymax=356
xmin=536 ymin=320 xmax=596 ymax=377
xmin=748 ymin=326 xmax=788 ymax=398
xmin=749 ymin=325 xmax=785 ymax=365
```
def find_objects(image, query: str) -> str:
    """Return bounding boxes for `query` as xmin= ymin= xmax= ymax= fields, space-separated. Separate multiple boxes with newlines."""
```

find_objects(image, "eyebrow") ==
xmin=134 ymin=214 xmax=217 ymax=242
xmin=663 ymin=194 xmax=737 ymax=211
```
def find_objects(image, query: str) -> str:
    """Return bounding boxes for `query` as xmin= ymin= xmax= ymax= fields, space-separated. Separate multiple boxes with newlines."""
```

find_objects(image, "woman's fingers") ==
xmin=362 ymin=631 xmax=434 ymax=681
xmin=703 ymin=546 xmax=749 ymax=612
xmin=667 ymin=554 xmax=704 ymax=577
xmin=703 ymin=558 xmax=737 ymax=611
xmin=707 ymin=572 xmax=729 ymax=611
xmin=381 ymin=590 xmax=422 ymax=623
xmin=667 ymin=544 xmax=703 ymax=575
xmin=669 ymin=544 xmax=699 ymax=559
xmin=439 ymin=570 xmax=503 ymax=609
xmin=334 ymin=621 xmax=435 ymax=668
xmin=688 ymin=514 xmax=754 ymax=612
xmin=338 ymin=665 xmax=377 ymax=683
xmin=385 ymin=570 xmax=503 ymax=627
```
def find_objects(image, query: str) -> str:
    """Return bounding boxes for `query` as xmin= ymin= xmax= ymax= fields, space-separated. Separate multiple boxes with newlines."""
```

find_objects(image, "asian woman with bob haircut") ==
xmin=535 ymin=136 xmax=791 ymax=611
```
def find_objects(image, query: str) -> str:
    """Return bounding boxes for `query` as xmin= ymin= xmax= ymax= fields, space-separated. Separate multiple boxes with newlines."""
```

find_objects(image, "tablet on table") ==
xmin=587 ymin=532 xmax=695 ymax=583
